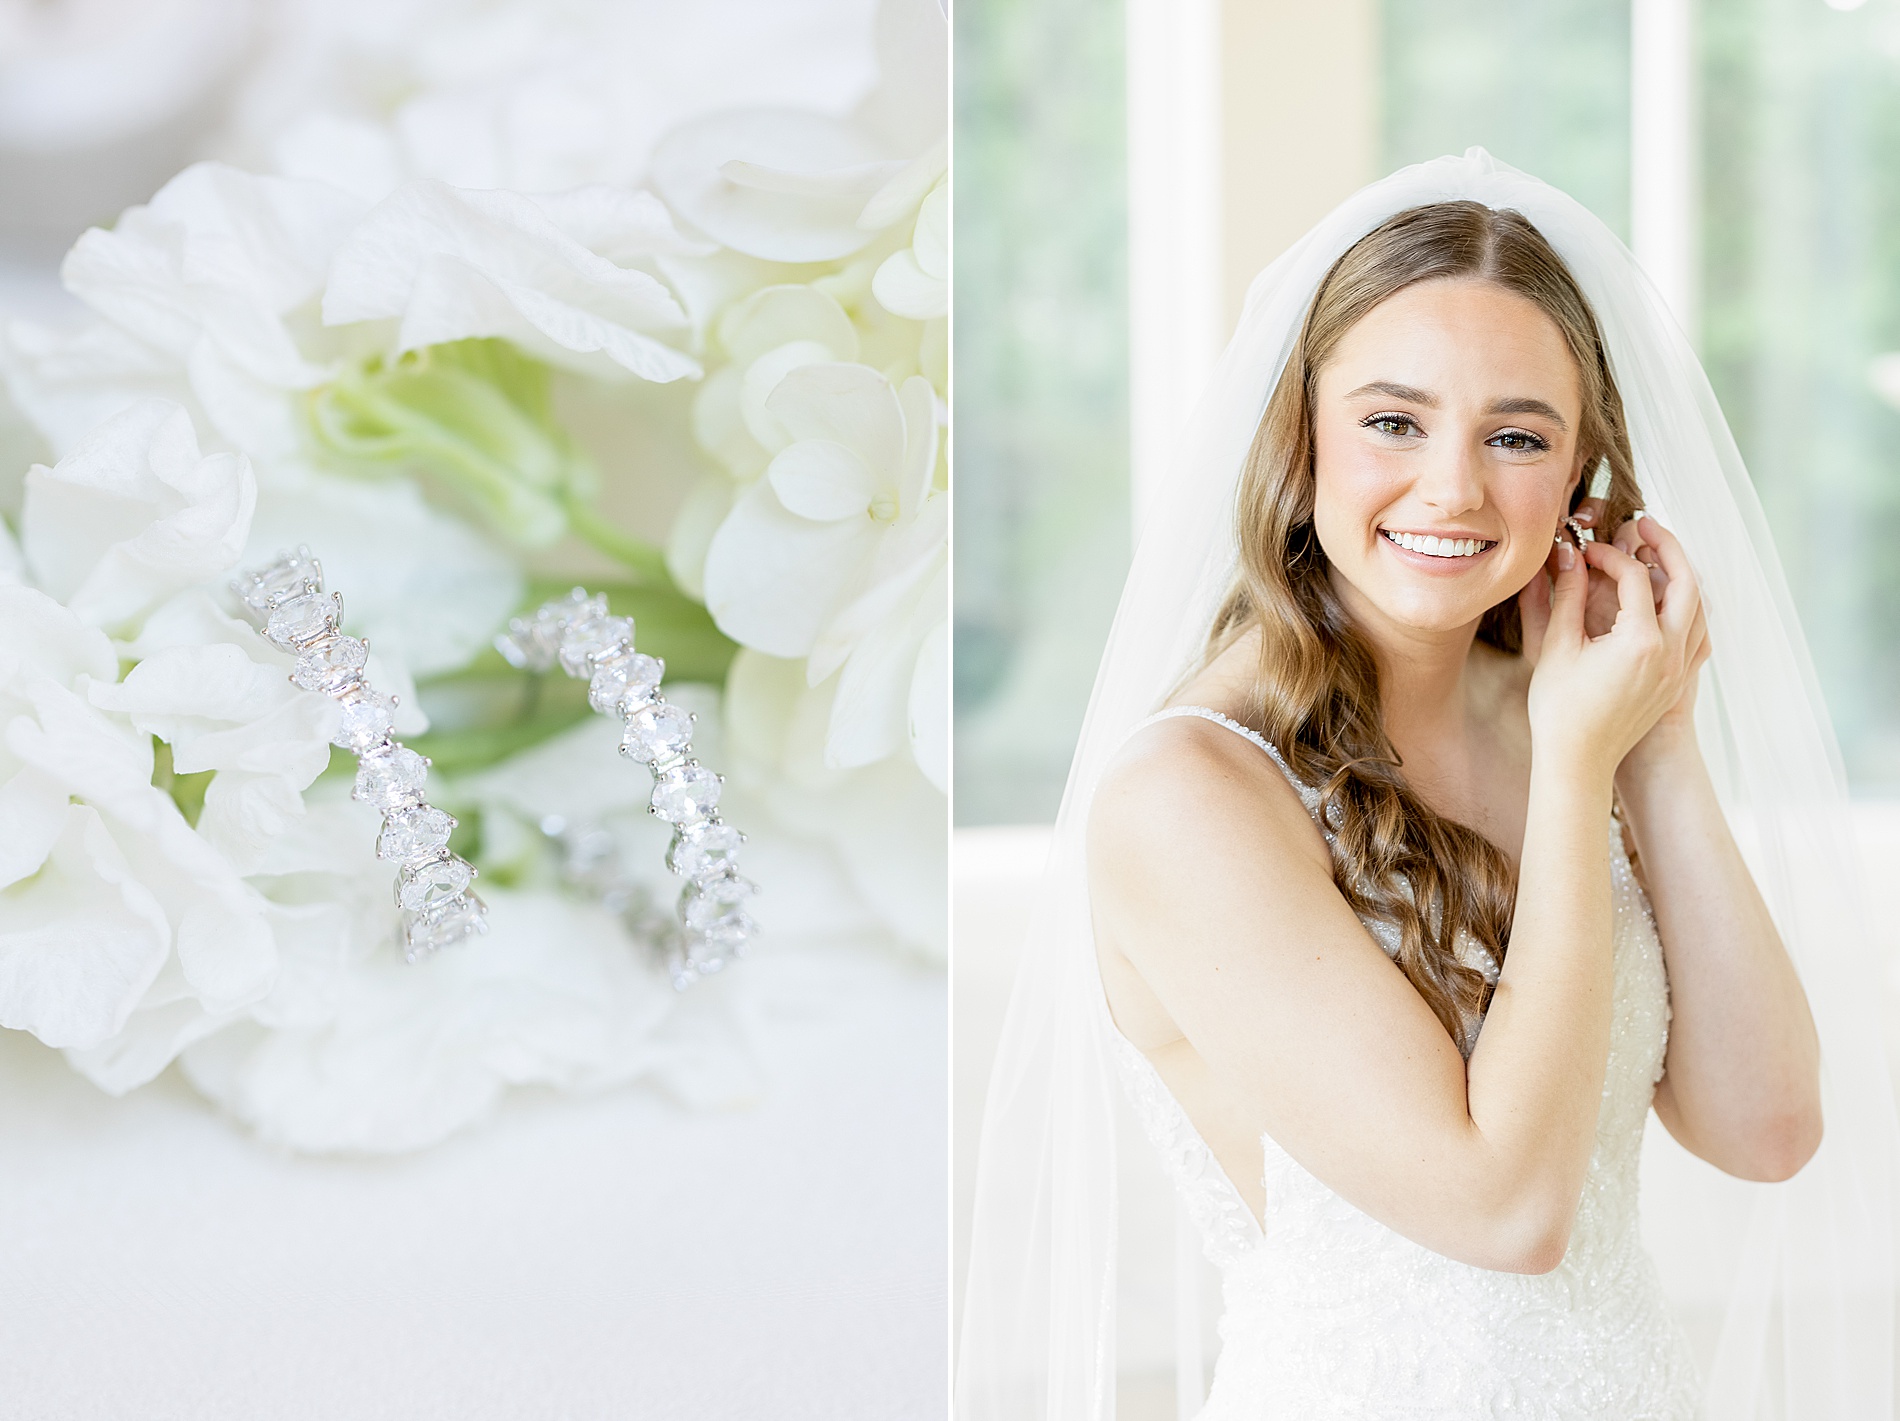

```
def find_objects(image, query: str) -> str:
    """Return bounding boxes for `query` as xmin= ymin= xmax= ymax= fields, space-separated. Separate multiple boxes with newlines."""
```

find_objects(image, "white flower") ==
xmin=0 ymin=583 xmax=284 ymax=1089
xmin=65 ymin=161 xmax=367 ymax=454
xmin=872 ymin=179 xmax=947 ymax=321
xmin=103 ymin=594 xmax=343 ymax=874
xmin=650 ymin=0 xmax=947 ymax=263
xmin=0 ymin=400 xmax=357 ymax=1090
xmin=321 ymin=181 xmax=707 ymax=383
xmin=652 ymin=109 xmax=906 ymax=264
xmin=723 ymin=649 xmax=945 ymax=961
xmin=5 ymin=161 xmax=369 ymax=462
xmin=0 ymin=587 xmax=164 ymax=1051
xmin=702 ymin=361 xmax=945 ymax=782
xmin=5 ymin=177 xmax=526 ymax=681
xmin=20 ymin=398 xmax=255 ymax=635
xmin=693 ymin=283 xmax=861 ymax=482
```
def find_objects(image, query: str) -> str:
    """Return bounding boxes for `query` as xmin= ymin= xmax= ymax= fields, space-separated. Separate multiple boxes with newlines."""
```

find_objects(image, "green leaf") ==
xmin=152 ymin=738 xmax=213 ymax=827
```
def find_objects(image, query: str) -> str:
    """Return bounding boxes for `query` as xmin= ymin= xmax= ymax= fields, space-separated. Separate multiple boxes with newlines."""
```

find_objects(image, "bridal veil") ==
xmin=956 ymin=150 xmax=1899 ymax=1419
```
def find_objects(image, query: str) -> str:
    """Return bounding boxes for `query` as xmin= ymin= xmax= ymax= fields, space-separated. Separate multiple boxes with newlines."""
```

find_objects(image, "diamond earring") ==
xmin=231 ymin=547 xmax=488 ymax=961
xmin=497 ymin=589 xmax=756 ymax=989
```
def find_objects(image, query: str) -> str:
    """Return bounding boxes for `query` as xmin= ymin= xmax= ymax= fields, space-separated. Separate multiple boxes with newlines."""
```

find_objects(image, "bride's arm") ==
xmin=1092 ymin=541 xmax=1689 ymax=1275
xmin=1092 ymin=718 xmax=1615 ymax=1275
xmin=1610 ymin=527 xmax=1822 ymax=1181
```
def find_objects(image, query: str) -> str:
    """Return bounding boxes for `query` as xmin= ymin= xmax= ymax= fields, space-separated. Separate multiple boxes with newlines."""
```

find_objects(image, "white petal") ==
xmin=872 ymin=248 xmax=946 ymax=321
xmin=652 ymin=108 xmax=899 ymax=263
xmin=665 ymin=474 xmax=735 ymax=601
xmin=824 ymin=553 xmax=945 ymax=771
xmin=858 ymin=139 xmax=948 ymax=231
xmin=768 ymin=440 xmax=876 ymax=522
xmin=913 ymin=181 xmax=949 ymax=279
xmin=62 ymin=162 xmax=362 ymax=390
xmin=717 ymin=284 xmax=859 ymax=365
xmin=703 ymin=476 xmax=875 ymax=658
xmin=896 ymin=375 xmax=939 ymax=518
xmin=0 ymin=807 xmax=170 ymax=1050
xmin=524 ymin=187 xmax=714 ymax=262
xmin=739 ymin=339 xmax=837 ymax=453
xmin=0 ymin=584 xmax=117 ymax=687
xmin=809 ymin=495 xmax=947 ymax=684
xmin=909 ymin=616 xmax=948 ymax=792
xmin=244 ymin=470 xmax=521 ymax=679
xmin=90 ymin=644 xmax=335 ymax=784
xmin=21 ymin=398 xmax=256 ymax=634
xmin=763 ymin=362 xmax=906 ymax=476
xmin=323 ymin=180 xmax=699 ymax=382
xmin=0 ymin=765 xmax=70 ymax=891
xmin=2 ymin=317 xmax=188 ymax=458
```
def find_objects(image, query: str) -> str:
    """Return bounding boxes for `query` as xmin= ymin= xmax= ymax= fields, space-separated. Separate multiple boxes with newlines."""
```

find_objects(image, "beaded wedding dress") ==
xmin=1110 ymin=707 xmax=1702 ymax=1419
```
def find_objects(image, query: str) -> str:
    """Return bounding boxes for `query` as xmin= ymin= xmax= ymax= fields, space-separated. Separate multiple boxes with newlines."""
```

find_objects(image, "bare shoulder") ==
xmin=1087 ymin=709 xmax=1333 ymax=916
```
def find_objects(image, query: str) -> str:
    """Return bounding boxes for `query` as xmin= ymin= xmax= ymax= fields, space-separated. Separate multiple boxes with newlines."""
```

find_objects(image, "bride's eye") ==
xmin=1361 ymin=412 xmax=1422 ymax=439
xmin=1488 ymin=427 xmax=1550 ymax=453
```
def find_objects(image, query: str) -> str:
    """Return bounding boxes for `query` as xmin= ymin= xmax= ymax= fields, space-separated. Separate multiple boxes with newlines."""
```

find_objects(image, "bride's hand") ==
xmin=1610 ymin=516 xmax=1711 ymax=765
xmin=1570 ymin=500 xmax=1665 ymax=637
xmin=1517 ymin=518 xmax=1705 ymax=777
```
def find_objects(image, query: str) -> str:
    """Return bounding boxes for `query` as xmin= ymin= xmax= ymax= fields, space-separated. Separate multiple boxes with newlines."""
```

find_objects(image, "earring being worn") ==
xmin=230 ymin=547 xmax=488 ymax=961
xmin=497 ymin=589 xmax=756 ymax=989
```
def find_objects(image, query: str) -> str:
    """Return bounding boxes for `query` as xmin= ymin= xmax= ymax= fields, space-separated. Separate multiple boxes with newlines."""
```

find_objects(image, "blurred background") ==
xmin=954 ymin=0 xmax=1900 ymax=1411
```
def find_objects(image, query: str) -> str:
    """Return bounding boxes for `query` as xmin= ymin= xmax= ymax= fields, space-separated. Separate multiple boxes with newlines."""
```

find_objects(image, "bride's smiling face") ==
xmin=1310 ymin=276 xmax=1584 ymax=634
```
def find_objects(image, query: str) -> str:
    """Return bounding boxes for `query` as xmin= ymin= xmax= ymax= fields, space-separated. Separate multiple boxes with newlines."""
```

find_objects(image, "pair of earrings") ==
xmin=230 ymin=550 xmax=753 ymax=989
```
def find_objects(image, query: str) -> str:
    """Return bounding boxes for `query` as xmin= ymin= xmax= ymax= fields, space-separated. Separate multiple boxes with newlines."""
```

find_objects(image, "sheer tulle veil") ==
xmin=956 ymin=150 xmax=1899 ymax=1419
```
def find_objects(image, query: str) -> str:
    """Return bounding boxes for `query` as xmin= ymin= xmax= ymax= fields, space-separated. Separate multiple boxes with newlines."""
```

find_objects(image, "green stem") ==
xmin=559 ymin=495 xmax=674 ymax=588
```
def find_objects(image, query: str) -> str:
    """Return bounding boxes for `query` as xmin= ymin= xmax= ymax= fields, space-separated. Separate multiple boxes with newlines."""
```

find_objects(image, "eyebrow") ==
xmin=1342 ymin=381 xmax=1570 ymax=432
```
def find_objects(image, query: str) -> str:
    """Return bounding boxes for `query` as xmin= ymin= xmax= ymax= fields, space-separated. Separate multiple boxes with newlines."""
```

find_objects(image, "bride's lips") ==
xmin=1376 ymin=527 xmax=1498 ymax=573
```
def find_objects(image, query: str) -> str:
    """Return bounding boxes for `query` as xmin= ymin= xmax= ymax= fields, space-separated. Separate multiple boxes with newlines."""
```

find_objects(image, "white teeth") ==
xmin=1383 ymin=530 xmax=1490 ymax=559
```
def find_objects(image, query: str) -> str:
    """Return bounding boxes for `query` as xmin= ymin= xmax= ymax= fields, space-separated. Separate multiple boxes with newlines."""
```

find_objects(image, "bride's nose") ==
xmin=1410 ymin=438 xmax=1486 ymax=519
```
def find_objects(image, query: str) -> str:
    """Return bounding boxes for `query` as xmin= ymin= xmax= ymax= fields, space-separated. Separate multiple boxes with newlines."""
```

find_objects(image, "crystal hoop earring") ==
xmin=230 ymin=547 xmax=489 ymax=961
xmin=497 ymin=589 xmax=757 ymax=989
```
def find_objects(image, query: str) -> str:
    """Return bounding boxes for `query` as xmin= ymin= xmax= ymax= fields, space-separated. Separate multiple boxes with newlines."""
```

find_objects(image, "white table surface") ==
xmin=0 ymin=943 xmax=947 ymax=1421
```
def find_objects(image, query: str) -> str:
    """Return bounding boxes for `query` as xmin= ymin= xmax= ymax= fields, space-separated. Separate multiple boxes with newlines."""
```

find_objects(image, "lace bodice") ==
xmin=1110 ymin=706 xmax=1701 ymax=1419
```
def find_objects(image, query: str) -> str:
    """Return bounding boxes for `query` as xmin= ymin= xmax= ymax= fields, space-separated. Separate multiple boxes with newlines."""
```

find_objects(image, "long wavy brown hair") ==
xmin=1207 ymin=201 xmax=1645 ymax=1046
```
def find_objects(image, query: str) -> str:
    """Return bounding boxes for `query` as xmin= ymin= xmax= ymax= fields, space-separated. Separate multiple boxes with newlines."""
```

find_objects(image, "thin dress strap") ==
xmin=1137 ymin=705 xmax=1330 ymax=836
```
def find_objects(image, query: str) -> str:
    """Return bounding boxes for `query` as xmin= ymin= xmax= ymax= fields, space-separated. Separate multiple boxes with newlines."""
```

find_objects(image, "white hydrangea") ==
xmin=702 ymin=362 xmax=946 ymax=787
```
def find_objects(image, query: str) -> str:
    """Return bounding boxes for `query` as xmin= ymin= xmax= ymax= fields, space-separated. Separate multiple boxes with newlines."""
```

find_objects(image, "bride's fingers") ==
xmin=1612 ymin=514 xmax=1645 ymax=557
xmin=1635 ymin=517 xmax=1700 ymax=638
xmin=1608 ymin=516 xmax=1668 ymax=605
xmin=1546 ymin=539 xmax=1589 ymax=644
xmin=1581 ymin=540 xmax=1661 ymax=635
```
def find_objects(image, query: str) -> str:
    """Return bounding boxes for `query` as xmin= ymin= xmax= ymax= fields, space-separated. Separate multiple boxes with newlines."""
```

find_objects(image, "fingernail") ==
xmin=1557 ymin=542 xmax=1575 ymax=571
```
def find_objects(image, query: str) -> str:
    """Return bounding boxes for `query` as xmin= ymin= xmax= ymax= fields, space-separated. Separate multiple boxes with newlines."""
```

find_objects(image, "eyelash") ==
xmin=1358 ymin=412 xmax=1551 ymax=453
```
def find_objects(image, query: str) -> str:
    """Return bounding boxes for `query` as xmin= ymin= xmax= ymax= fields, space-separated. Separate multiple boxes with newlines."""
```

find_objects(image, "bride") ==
xmin=958 ymin=153 xmax=1898 ymax=1419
